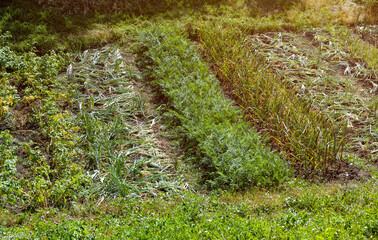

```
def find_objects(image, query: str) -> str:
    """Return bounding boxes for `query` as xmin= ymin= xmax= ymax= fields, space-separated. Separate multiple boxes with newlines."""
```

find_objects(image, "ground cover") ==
xmin=1 ymin=180 xmax=377 ymax=239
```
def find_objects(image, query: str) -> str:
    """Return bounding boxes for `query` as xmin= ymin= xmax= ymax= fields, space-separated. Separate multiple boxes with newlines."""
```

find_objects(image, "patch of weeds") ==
xmin=0 ymin=30 xmax=92 ymax=209
xmin=0 ymin=26 xmax=186 ymax=210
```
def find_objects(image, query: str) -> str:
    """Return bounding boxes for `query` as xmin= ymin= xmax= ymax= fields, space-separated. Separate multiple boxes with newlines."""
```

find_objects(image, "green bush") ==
xmin=137 ymin=25 xmax=290 ymax=189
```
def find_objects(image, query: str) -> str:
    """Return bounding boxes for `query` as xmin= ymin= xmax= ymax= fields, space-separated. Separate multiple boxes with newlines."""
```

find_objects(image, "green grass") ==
xmin=0 ymin=0 xmax=127 ymax=54
xmin=1 ymin=180 xmax=377 ymax=239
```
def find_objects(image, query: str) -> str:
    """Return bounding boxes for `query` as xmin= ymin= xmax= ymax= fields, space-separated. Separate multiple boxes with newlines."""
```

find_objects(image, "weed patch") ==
xmin=1 ymin=0 xmax=377 ymax=238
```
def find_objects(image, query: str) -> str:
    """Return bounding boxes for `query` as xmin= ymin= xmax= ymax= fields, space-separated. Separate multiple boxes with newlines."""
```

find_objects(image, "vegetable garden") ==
xmin=0 ymin=0 xmax=377 ymax=238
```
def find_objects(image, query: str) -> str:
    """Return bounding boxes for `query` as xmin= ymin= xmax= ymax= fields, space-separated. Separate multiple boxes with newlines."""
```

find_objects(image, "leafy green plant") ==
xmin=0 ymin=27 xmax=91 ymax=209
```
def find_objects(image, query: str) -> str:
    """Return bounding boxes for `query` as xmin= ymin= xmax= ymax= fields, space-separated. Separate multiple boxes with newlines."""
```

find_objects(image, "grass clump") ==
xmin=137 ymin=24 xmax=290 ymax=190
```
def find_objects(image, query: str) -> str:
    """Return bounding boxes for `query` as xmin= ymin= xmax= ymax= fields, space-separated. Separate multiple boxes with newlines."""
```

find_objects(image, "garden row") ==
xmin=137 ymin=25 xmax=290 ymax=189
xmin=197 ymin=23 xmax=349 ymax=174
